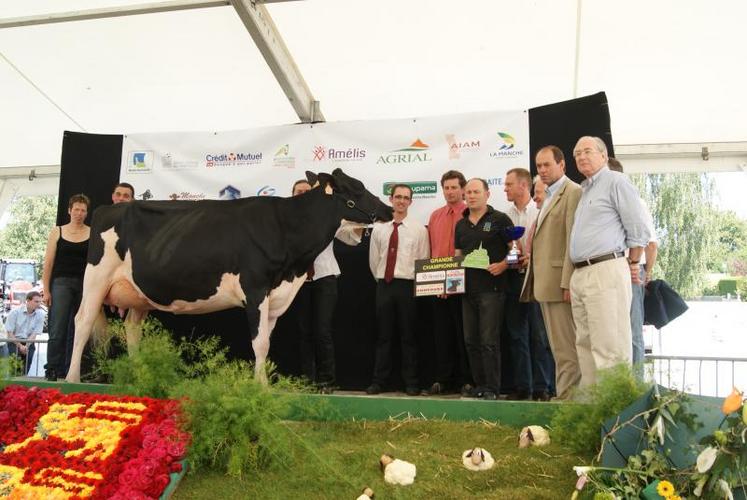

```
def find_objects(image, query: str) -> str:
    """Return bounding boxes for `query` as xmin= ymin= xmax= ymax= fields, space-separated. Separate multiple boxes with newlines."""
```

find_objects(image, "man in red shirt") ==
xmin=426 ymin=170 xmax=473 ymax=395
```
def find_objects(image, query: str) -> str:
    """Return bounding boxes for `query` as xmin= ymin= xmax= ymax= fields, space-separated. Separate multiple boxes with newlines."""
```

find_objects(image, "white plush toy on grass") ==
xmin=461 ymin=447 xmax=495 ymax=471
xmin=379 ymin=454 xmax=417 ymax=485
xmin=518 ymin=425 xmax=551 ymax=448
xmin=355 ymin=486 xmax=375 ymax=500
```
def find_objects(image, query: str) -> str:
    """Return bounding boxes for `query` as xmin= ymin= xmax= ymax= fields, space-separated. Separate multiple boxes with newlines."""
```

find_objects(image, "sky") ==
xmin=0 ymin=0 xmax=745 ymax=214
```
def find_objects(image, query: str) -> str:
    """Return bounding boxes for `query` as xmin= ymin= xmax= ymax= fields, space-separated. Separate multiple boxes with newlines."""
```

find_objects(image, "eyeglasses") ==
xmin=392 ymin=195 xmax=411 ymax=201
xmin=573 ymin=148 xmax=598 ymax=158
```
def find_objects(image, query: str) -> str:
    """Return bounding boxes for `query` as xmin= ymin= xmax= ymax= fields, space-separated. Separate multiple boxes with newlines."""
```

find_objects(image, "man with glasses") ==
xmin=366 ymin=184 xmax=429 ymax=396
xmin=569 ymin=136 xmax=651 ymax=387
xmin=521 ymin=146 xmax=582 ymax=400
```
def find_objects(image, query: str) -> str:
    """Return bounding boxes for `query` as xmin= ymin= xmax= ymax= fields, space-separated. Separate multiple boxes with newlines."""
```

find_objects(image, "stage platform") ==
xmin=9 ymin=378 xmax=565 ymax=427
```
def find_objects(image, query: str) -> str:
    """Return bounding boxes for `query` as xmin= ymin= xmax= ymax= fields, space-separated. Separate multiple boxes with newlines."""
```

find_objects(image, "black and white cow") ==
xmin=65 ymin=169 xmax=393 ymax=383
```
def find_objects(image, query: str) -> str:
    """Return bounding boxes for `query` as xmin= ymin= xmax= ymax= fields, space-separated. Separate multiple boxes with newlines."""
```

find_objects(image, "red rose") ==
xmin=166 ymin=440 xmax=186 ymax=458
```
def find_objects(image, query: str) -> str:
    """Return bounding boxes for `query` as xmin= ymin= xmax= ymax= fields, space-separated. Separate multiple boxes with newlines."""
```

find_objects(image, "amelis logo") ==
xmin=445 ymin=134 xmax=480 ymax=160
xmin=376 ymin=139 xmax=432 ymax=165
xmin=312 ymin=146 xmax=326 ymax=161
xmin=383 ymin=181 xmax=438 ymax=198
xmin=313 ymin=145 xmax=366 ymax=162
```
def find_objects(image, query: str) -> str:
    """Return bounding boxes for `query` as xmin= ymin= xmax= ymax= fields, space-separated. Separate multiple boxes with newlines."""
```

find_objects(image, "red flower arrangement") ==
xmin=0 ymin=385 xmax=189 ymax=499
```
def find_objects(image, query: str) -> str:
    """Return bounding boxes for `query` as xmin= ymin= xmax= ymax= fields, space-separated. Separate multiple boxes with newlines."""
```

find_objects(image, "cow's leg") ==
xmin=251 ymin=296 xmax=271 ymax=385
xmin=66 ymin=264 xmax=112 ymax=383
xmin=124 ymin=309 xmax=149 ymax=355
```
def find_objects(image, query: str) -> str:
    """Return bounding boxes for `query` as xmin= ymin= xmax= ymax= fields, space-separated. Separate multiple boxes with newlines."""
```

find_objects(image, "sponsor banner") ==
xmin=414 ymin=256 xmax=466 ymax=297
xmin=120 ymin=109 xmax=528 ymax=223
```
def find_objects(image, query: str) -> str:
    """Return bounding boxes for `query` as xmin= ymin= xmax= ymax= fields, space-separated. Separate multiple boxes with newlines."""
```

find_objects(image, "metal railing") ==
xmin=646 ymin=355 xmax=747 ymax=397
xmin=0 ymin=337 xmax=49 ymax=378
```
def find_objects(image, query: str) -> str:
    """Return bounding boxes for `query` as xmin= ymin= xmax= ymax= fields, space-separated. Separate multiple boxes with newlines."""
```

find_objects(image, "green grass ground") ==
xmin=173 ymin=418 xmax=591 ymax=499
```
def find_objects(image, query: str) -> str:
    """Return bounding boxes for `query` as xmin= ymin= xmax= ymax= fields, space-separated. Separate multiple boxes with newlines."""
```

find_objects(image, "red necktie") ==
xmin=384 ymin=222 xmax=402 ymax=283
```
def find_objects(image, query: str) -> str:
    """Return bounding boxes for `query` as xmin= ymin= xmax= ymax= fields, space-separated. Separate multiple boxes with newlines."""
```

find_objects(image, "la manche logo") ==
xmin=490 ymin=132 xmax=524 ymax=158
xmin=376 ymin=139 xmax=432 ymax=165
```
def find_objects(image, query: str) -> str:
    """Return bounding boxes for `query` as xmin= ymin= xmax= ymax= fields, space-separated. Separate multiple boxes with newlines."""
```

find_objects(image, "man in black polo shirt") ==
xmin=455 ymin=178 xmax=514 ymax=400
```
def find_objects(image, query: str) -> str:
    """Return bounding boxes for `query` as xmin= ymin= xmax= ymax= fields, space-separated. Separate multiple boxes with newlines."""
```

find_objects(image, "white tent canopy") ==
xmin=1 ymin=0 xmax=746 ymax=206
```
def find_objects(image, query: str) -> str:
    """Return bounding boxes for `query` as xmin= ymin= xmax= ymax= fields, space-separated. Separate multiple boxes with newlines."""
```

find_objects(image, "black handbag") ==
xmin=643 ymin=279 xmax=689 ymax=329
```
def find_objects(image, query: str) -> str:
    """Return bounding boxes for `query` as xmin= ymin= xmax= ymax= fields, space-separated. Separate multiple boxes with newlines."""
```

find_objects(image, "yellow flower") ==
xmin=656 ymin=480 xmax=675 ymax=497
xmin=668 ymin=495 xmax=682 ymax=500
xmin=722 ymin=387 xmax=743 ymax=414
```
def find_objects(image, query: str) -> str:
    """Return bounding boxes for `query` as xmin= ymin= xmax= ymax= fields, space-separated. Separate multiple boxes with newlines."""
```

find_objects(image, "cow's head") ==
xmin=307 ymin=169 xmax=393 ymax=223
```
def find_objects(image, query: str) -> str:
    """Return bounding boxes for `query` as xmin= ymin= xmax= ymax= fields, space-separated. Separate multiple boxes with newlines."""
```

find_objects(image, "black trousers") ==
xmin=372 ymin=279 xmax=418 ymax=388
xmin=293 ymin=276 xmax=338 ymax=385
xmin=462 ymin=291 xmax=505 ymax=394
xmin=431 ymin=295 xmax=472 ymax=387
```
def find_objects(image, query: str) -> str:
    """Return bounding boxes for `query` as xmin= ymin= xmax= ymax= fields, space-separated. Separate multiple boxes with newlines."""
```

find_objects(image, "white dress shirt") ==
xmin=507 ymin=200 xmax=539 ymax=250
xmin=369 ymin=216 xmax=430 ymax=280
xmin=312 ymin=224 xmax=362 ymax=280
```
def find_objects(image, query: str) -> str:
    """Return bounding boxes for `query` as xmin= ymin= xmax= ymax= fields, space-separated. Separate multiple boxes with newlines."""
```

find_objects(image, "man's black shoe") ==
xmin=318 ymin=384 xmax=336 ymax=395
xmin=45 ymin=369 xmax=57 ymax=382
xmin=506 ymin=390 xmax=531 ymax=401
xmin=533 ymin=390 xmax=552 ymax=402
xmin=481 ymin=391 xmax=498 ymax=401
xmin=365 ymin=384 xmax=383 ymax=395
xmin=460 ymin=383 xmax=476 ymax=397
xmin=405 ymin=386 xmax=421 ymax=397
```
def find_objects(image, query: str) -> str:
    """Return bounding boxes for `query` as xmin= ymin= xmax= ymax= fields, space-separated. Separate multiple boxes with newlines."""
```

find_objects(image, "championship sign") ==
xmin=414 ymin=256 xmax=465 ymax=297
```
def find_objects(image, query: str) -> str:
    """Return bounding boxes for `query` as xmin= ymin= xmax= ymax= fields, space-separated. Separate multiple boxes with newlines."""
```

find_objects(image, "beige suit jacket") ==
xmin=521 ymin=179 xmax=582 ymax=303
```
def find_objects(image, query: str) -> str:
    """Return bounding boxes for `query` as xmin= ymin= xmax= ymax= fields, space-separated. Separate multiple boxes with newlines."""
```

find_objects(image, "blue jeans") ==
xmin=46 ymin=276 xmax=83 ymax=376
xmin=631 ymin=268 xmax=646 ymax=365
xmin=505 ymin=270 xmax=554 ymax=393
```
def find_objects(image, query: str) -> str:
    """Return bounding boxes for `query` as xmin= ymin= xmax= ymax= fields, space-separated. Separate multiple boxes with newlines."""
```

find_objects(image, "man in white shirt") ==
xmin=504 ymin=168 xmax=554 ymax=401
xmin=286 ymin=180 xmax=362 ymax=393
xmin=366 ymin=184 xmax=430 ymax=396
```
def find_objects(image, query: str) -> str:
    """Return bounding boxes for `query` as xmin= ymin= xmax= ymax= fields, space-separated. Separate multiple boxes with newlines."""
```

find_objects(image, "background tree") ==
xmin=631 ymin=173 xmax=716 ymax=298
xmin=0 ymin=195 xmax=58 ymax=275
xmin=710 ymin=210 xmax=747 ymax=275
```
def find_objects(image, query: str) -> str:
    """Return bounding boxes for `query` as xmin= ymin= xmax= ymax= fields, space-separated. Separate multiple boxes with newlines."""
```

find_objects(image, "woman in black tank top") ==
xmin=41 ymin=194 xmax=91 ymax=381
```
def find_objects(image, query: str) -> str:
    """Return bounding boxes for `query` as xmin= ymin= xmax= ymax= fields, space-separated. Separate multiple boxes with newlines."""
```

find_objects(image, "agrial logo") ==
xmin=445 ymin=134 xmax=480 ymax=160
xmin=128 ymin=151 xmax=153 ymax=173
xmin=490 ymin=132 xmax=524 ymax=158
xmin=376 ymin=139 xmax=432 ymax=165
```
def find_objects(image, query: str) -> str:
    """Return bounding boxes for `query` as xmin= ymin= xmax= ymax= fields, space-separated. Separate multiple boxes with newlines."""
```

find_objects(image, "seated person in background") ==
xmin=5 ymin=291 xmax=45 ymax=371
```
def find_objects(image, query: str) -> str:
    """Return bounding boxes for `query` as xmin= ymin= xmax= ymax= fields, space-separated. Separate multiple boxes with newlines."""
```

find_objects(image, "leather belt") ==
xmin=573 ymin=251 xmax=625 ymax=269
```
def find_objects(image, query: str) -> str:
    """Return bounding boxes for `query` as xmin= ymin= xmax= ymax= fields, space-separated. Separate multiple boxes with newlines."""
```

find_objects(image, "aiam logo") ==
xmin=257 ymin=185 xmax=277 ymax=197
xmin=490 ymin=132 xmax=524 ymax=158
xmin=383 ymin=181 xmax=438 ymax=199
xmin=445 ymin=134 xmax=480 ymax=160
xmin=128 ymin=151 xmax=153 ymax=173
xmin=376 ymin=139 xmax=432 ymax=165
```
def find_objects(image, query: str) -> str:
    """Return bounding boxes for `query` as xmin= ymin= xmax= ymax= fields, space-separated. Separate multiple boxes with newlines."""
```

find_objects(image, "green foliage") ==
xmin=718 ymin=278 xmax=738 ymax=295
xmin=0 ymin=355 xmax=24 ymax=383
xmin=172 ymin=362 xmax=305 ymax=477
xmin=551 ymin=364 xmax=648 ymax=455
xmin=0 ymin=196 xmax=58 ymax=275
xmin=92 ymin=317 xmax=320 ymax=477
xmin=631 ymin=173 xmax=717 ymax=298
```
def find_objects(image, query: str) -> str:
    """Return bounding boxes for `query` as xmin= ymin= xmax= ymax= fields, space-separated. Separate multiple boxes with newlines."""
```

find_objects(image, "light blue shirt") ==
xmin=4 ymin=305 xmax=45 ymax=340
xmin=569 ymin=166 xmax=651 ymax=262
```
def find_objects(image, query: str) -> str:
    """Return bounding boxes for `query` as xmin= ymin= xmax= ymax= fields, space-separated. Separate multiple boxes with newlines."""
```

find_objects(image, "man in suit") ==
xmin=521 ymin=145 xmax=582 ymax=400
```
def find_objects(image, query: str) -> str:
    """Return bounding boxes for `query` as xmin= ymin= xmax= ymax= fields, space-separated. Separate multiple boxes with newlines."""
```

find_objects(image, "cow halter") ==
xmin=336 ymin=194 xmax=377 ymax=223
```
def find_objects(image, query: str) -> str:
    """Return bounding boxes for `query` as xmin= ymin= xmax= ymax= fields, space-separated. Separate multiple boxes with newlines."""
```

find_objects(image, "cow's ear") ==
xmin=316 ymin=172 xmax=336 ymax=194
xmin=305 ymin=171 xmax=318 ymax=185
